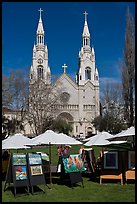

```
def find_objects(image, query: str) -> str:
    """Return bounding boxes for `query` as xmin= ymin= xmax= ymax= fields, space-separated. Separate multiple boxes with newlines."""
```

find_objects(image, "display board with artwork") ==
xmin=27 ymin=153 xmax=46 ymax=194
xmin=60 ymin=154 xmax=85 ymax=188
xmin=103 ymin=151 xmax=118 ymax=170
xmin=128 ymin=151 xmax=135 ymax=169
xmin=37 ymin=152 xmax=50 ymax=173
xmin=4 ymin=153 xmax=29 ymax=197
xmin=125 ymin=151 xmax=135 ymax=182
xmin=100 ymin=151 xmax=124 ymax=185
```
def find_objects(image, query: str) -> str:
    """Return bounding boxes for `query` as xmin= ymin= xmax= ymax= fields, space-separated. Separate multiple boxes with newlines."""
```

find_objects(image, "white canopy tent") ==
xmin=27 ymin=130 xmax=82 ymax=146
xmin=108 ymin=126 xmax=135 ymax=148
xmin=2 ymin=133 xmax=32 ymax=150
xmin=84 ymin=131 xmax=114 ymax=146
xmin=108 ymin=126 xmax=135 ymax=140
xmin=25 ymin=130 xmax=82 ymax=188
xmin=84 ymin=131 xmax=127 ymax=146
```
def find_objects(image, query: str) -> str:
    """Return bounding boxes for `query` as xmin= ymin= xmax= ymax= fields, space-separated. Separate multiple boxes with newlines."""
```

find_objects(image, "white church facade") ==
xmin=29 ymin=9 xmax=100 ymax=138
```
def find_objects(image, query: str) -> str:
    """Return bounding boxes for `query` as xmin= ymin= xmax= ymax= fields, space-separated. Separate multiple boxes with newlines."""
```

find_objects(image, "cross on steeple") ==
xmin=38 ymin=8 xmax=43 ymax=19
xmin=62 ymin=64 xmax=68 ymax=73
xmin=83 ymin=11 xmax=88 ymax=21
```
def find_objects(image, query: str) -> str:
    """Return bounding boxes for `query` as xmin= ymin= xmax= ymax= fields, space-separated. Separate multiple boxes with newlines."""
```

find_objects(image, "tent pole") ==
xmin=49 ymin=142 xmax=52 ymax=189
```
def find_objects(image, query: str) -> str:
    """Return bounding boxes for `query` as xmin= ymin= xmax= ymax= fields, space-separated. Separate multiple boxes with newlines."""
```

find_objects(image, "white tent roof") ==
xmin=83 ymin=131 xmax=115 ymax=142
xmin=84 ymin=131 xmax=126 ymax=146
xmin=84 ymin=131 xmax=113 ymax=146
xmin=112 ymin=126 xmax=135 ymax=138
xmin=26 ymin=130 xmax=82 ymax=146
xmin=2 ymin=133 xmax=32 ymax=149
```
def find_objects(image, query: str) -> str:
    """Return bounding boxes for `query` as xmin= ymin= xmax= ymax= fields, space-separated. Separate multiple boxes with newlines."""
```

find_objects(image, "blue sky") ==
xmin=2 ymin=2 xmax=135 ymax=86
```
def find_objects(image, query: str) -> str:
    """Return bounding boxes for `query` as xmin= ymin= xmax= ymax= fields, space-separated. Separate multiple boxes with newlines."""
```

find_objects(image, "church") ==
xmin=29 ymin=9 xmax=100 ymax=138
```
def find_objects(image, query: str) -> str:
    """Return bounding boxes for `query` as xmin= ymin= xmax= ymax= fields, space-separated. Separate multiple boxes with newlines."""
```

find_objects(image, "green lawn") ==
xmin=2 ymin=145 xmax=135 ymax=202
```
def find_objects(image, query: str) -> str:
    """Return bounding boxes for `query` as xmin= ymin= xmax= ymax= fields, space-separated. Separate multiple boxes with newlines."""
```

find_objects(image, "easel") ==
xmin=4 ymin=153 xmax=30 ymax=197
xmin=27 ymin=153 xmax=46 ymax=194
xmin=69 ymin=172 xmax=84 ymax=189
xmin=4 ymin=153 xmax=12 ymax=192
xmin=59 ymin=155 xmax=84 ymax=188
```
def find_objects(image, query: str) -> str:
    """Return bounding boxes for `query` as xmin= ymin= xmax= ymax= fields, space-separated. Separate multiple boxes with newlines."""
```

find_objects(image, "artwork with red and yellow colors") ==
xmin=15 ymin=165 xmax=27 ymax=180
xmin=62 ymin=154 xmax=85 ymax=173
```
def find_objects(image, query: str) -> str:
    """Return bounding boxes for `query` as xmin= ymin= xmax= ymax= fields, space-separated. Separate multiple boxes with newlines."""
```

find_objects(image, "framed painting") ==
xmin=41 ymin=152 xmax=49 ymax=161
xmin=30 ymin=165 xmax=43 ymax=175
xmin=104 ymin=151 xmax=118 ymax=169
xmin=128 ymin=151 xmax=135 ymax=169
xmin=28 ymin=153 xmax=42 ymax=165
xmin=62 ymin=154 xmax=85 ymax=173
xmin=15 ymin=165 xmax=27 ymax=180
xmin=13 ymin=153 xmax=26 ymax=165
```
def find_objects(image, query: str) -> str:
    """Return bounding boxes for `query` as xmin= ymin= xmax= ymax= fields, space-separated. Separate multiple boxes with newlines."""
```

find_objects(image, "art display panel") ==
xmin=41 ymin=152 xmax=49 ymax=161
xmin=15 ymin=165 xmax=27 ymax=180
xmin=104 ymin=151 xmax=118 ymax=169
xmin=128 ymin=151 xmax=135 ymax=169
xmin=28 ymin=153 xmax=42 ymax=165
xmin=62 ymin=154 xmax=85 ymax=173
xmin=30 ymin=165 xmax=43 ymax=175
xmin=13 ymin=153 xmax=26 ymax=165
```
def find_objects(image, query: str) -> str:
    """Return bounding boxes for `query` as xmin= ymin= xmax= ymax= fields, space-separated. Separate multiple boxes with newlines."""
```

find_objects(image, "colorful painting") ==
xmin=104 ymin=151 xmax=118 ymax=169
xmin=62 ymin=154 xmax=85 ymax=173
xmin=15 ymin=165 xmax=27 ymax=180
xmin=31 ymin=165 xmax=43 ymax=175
xmin=128 ymin=151 xmax=135 ymax=169
xmin=28 ymin=153 xmax=42 ymax=165
xmin=13 ymin=153 xmax=26 ymax=165
xmin=41 ymin=152 xmax=49 ymax=161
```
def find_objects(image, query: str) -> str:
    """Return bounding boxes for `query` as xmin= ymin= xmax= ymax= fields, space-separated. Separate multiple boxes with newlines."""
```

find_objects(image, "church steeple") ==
xmin=36 ymin=8 xmax=44 ymax=46
xmin=82 ymin=11 xmax=90 ymax=51
xmin=30 ymin=8 xmax=51 ymax=85
xmin=76 ymin=11 xmax=98 ymax=85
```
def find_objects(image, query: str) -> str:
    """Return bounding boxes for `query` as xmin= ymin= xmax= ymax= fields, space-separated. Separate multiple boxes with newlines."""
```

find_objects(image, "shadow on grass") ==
xmin=82 ymin=172 xmax=100 ymax=183
xmin=45 ymin=173 xmax=84 ymax=188
xmin=3 ymin=185 xmax=30 ymax=197
xmin=31 ymin=185 xmax=46 ymax=195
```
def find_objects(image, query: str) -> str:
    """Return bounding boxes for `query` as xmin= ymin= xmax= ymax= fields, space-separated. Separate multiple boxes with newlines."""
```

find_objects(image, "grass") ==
xmin=2 ymin=145 xmax=135 ymax=202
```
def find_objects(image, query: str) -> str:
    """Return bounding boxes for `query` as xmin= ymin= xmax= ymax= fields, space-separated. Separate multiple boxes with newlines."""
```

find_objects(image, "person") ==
xmin=79 ymin=145 xmax=84 ymax=154
xmin=2 ymin=150 xmax=10 ymax=178
xmin=62 ymin=144 xmax=71 ymax=156
xmin=57 ymin=145 xmax=64 ymax=156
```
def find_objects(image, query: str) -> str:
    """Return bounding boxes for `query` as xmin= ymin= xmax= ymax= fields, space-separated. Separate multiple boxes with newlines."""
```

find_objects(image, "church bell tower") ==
xmin=76 ymin=11 xmax=99 ymax=85
xmin=29 ymin=8 xmax=51 ymax=84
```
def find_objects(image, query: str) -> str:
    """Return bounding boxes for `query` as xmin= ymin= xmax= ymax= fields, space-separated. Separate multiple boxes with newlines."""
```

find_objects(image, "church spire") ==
xmin=76 ymin=11 xmax=97 ymax=85
xmin=36 ymin=8 xmax=44 ymax=45
xmin=82 ymin=11 xmax=90 ymax=37
xmin=82 ymin=11 xmax=90 ymax=49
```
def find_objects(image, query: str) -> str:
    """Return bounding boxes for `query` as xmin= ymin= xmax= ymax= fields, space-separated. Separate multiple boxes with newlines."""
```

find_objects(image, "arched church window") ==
xmin=60 ymin=92 xmax=70 ymax=104
xmin=85 ymin=67 xmax=91 ymax=80
xmin=40 ymin=36 xmax=41 ymax=44
xmin=30 ymin=74 xmax=33 ymax=79
xmin=86 ymin=38 xmax=88 ymax=45
xmin=37 ymin=65 xmax=44 ymax=80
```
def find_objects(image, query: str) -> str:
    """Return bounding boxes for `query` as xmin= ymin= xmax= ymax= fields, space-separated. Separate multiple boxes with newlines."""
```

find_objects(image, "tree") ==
xmin=2 ymin=115 xmax=24 ymax=139
xmin=2 ymin=75 xmax=14 ymax=108
xmin=93 ymin=80 xmax=127 ymax=134
xmin=26 ymin=80 xmax=63 ymax=135
xmin=121 ymin=7 xmax=135 ymax=127
xmin=51 ymin=118 xmax=73 ymax=135
xmin=2 ymin=69 xmax=29 ymax=133
xmin=92 ymin=115 xmax=127 ymax=135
